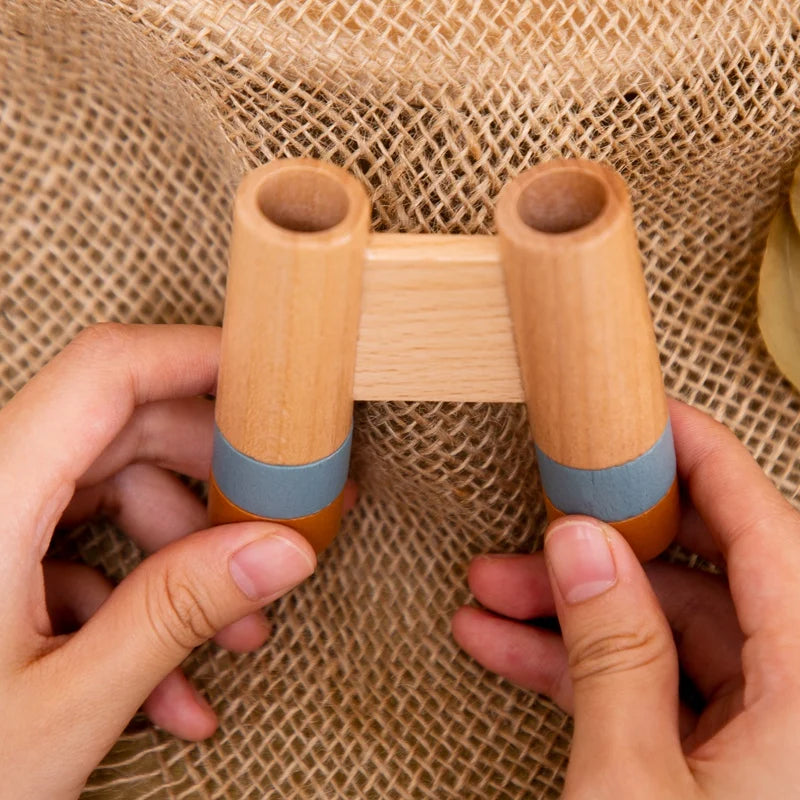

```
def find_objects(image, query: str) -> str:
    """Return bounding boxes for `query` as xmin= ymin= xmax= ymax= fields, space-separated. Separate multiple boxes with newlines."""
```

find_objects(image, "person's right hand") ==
xmin=454 ymin=399 xmax=800 ymax=797
xmin=0 ymin=324 xmax=324 ymax=799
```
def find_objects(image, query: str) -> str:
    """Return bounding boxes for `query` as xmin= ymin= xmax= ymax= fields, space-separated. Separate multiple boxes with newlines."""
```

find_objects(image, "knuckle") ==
xmin=731 ymin=502 xmax=793 ymax=545
xmin=126 ymin=405 xmax=153 ymax=462
xmin=546 ymin=660 xmax=573 ymax=708
xmin=69 ymin=321 xmax=131 ymax=358
xmin=568 ymin=621 xmax=670 ymax=685
xmin=145 ymin=565 xmax=219 ymax=653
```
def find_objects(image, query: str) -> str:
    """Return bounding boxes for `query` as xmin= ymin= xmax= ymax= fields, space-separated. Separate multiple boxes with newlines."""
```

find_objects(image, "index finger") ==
xmin=669 ymin=398 xmax=800 ymax=649
xmin=0 ymin=324 xmax=220 ymax=570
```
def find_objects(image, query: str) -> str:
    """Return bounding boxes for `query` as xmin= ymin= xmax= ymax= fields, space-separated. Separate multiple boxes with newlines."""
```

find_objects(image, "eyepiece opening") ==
xmin=517 ymin=170 xmax=608 ymax=234
xmin=257 ymin=168 xmax=350 ymax=232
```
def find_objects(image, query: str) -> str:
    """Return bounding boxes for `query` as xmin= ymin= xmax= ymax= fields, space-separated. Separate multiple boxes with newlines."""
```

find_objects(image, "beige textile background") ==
xmin=1 ymin=1 xmax=800 ymax=797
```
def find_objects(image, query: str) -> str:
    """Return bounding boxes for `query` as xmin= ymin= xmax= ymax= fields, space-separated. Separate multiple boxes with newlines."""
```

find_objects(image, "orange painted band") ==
xmin=208 ymin=473 xmax=344 ymax=554
xmin=544 ymin=477 xmax=680 ymax=561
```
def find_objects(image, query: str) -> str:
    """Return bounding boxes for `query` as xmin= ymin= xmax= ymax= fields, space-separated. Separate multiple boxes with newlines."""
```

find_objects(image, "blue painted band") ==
xmin=535 ymin=419 xmax=676 ymax=522
xmin=212 ymin=424 xmax=353 ymax=519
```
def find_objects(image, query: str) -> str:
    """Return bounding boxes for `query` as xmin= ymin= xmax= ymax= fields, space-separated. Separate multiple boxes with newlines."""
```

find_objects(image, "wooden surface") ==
xmin=496 ymin=159 xmax=669 ymax=469
xmin=355 ymin=234 xmax=522 ymax=402
xmin=215 ymin=160 xmax=671 ymax=444
xmin=216 ymin=158 xmax=370 ymax=464
xmin=216 ymin=224 xmax=669 ymax=409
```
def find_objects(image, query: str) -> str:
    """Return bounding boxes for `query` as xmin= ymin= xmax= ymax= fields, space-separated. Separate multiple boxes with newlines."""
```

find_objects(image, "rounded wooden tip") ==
xmin=544 ymin=477 xmax=680 ymax=562
xmin=208 ymin=473 xmax=344 ymax=554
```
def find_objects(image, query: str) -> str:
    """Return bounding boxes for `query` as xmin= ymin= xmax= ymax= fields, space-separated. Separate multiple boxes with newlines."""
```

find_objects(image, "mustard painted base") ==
xmin=544 ymin=477 xmax=680 ymax=561
xmin=208 ymin=474 xmax=344 ymax=554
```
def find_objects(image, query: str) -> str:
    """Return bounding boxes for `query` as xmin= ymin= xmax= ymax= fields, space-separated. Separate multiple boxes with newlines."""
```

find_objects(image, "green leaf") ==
xmin=758 ymin=202 xmax=800 ymax=391
xmin=790 ymin=162 xmax=800 ymax=232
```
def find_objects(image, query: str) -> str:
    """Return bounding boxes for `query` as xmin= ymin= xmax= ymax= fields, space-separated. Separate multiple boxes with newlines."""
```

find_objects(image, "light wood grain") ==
xmin=496 ymin=158 xmax=669 ymax=469
xmin=355 ymin=234 xmax=522 ymax=402
xmin=216 ymin=159 xmax=370 ymax=464
xmin=216 ymin=221 xmax=667 ymax=410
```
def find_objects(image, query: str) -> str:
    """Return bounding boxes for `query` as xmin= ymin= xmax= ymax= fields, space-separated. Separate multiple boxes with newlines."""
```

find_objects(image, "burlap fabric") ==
xmin=2 ymin=1 xmax=800 ymax=797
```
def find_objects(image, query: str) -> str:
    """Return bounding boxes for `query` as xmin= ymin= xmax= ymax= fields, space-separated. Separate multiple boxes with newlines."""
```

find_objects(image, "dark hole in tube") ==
xmin=257 ymin=170 xmax=349 ymax=232
xmin=517 ymin=171 xmax=608 ymax=234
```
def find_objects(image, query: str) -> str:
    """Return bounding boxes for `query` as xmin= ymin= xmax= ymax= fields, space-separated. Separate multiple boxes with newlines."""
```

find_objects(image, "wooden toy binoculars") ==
xmin=209 ymin=158 xmax=679 ymax=561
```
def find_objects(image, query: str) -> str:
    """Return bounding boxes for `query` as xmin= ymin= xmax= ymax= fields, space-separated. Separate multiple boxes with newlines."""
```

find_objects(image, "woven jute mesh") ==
xmin=2 ymin=0 xmax=800 ymax=797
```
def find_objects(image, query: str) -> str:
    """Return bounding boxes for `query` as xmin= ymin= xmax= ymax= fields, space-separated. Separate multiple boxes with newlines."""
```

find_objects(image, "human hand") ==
xmin=0 ymin=324 xmax=338 ymax=800
xmin=453 ymin=399 xmax=800 ymax=797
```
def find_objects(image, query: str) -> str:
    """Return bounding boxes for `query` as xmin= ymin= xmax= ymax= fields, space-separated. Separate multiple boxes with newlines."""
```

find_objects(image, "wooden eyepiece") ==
xmin=209 ymin=158 xmax=370 ymax=553
xmin=496 ymin=159 xmax=679 ymax=560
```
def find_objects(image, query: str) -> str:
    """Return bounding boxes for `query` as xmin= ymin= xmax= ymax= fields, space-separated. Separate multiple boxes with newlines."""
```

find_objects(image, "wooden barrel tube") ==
xmin=496 ymin=159 xmax=679 ymax=560
xmin=209 ymin=158 xmax=370 ymax=553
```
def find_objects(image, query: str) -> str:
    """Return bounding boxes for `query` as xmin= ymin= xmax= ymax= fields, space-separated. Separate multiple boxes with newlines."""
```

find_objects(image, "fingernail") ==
xmin=230 ymin=535 xmax=315 ymax=601
xmin=545 ymin=520 xmax=616 ymax=604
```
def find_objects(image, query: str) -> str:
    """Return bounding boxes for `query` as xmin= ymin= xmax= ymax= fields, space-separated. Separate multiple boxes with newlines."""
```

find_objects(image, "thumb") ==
xmin=47 ymin=522 xmax=315 ymax=737
xmin=544 ymin=517 xmax=688 ymax=792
